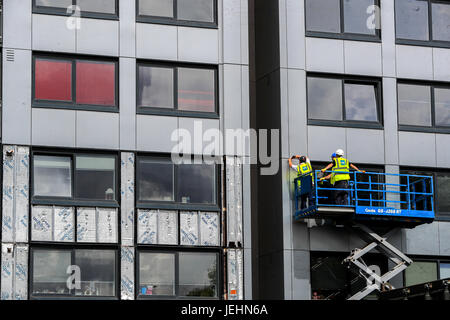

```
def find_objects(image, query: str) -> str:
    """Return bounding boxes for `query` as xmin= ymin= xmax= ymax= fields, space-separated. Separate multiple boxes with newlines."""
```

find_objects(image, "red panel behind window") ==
xmin=76 ymin=61 xmax=116 ymax=106
xmin=35 ymin=59 xmax=72 ymax=101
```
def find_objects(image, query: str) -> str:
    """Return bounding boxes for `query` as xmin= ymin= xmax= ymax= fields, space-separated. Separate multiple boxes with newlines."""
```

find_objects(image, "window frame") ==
xmin=403 ymin=256 xmax=450 ymax=287
xmin=397 ymin=80 xmax=450 ymax=134
xmin=136 ymin=0 xmax=218 ymax=29
xmin=136 ymin=154 xmax=221 ymax=212
xmin=306 ymin=73 xmax=384 ymax=129
xmin=136 ymin=61 xmax=219 ymax=119
xmin=305 ymin=0 xmax=382 ymax=42
xmin=136 ymin=248 xmax=222 ymax=300
xmin=400 ymin=167 xmax=450 ymax=221
xmin=29 ymin=245 xmax=120 ymax=300
xmin=31 ymin=148 xmax=120 ymax=208
xmin=32 ymin=53 xmax=119 ymax=113
xmin=32 ymin=0 xmax=119 ymax=20
xmin=395 ymin=0 xmax=450 ymax=48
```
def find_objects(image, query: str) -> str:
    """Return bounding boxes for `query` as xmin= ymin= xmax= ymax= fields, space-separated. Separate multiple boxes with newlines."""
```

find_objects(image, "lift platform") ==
xmin=293 ymin=170 xmax=435 ymax=300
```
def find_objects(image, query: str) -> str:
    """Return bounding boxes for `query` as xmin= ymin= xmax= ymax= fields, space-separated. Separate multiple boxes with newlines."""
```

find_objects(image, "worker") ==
xmin=289 ymin=155 xmax=313 ymax=209
xmin=320 ymin=149 xmax=365 ymax=206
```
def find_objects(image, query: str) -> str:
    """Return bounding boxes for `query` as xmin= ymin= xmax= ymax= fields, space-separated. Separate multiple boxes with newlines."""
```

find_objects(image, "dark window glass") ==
xmin=138 ymin=159 xmax=174 ymax=202
xmin=395 ymin=0 xmax=429 ymax=41
xmin=74 ymin=250 xmax=116 ymax=297
xmin=178 ymin=252 xmax=218 ymax=297
xmin=307 ymin=77 xmax=343 ymax=121
xmin=138 ymin=0 xmax=174 ymax=17
xmin=405 ymin=261 xmax=438 ymax=286
xmin=76 ymin=61 xmax=116 ymax=106
xmin=434 ymin=88 xmax=450 ymax=127
xmin=432 ymin=2 xmax=450 ymax=42
xmin=398 ymin=84 xmax=432 ymax=127
xmin=311 ymin=255 xmax=347 ymax=299
xmin=35 ymin=59 xmax=72 ymax=102
xmin=177 ymin=0 xmax=214 ymax=23
xmin=440 ymin=262 xmax=450 ymax=279
xmin=36 ymin=0 xmax=72 ymax=8
xmin=435 ymin=172 xmax=450 ymax=214
xmin=344 ymin=83 xmax=378 ymax=121
xmin=32 ymin=249 xmax=71 ymax=295
xmin=34 ymin=155 xmax=72 ymax=198
xmin=178 ymin=68 xmax=216 ymax=113
xmin=177 ymin=164 xmax=216 ymax=204
xmin=77 ymin=0 xmax=116 ymax=14
xmin=343 ymin=0 xmax=377 ymax=35
xmin=139 ymin=252 xmax=176 ymax=296
xmin=305 ymin=0 xmax=341 ymax=33
xmin=75 ymin=156 xmax=116 ymax=201
xmin=400 ymin=170 xmax=433 ymax=211
xmin=137 ymin=66 xmax=174 ymax=109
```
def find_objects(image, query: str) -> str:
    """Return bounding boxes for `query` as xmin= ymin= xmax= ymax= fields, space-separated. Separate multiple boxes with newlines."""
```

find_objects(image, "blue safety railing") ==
xmin=293 ymin=170 xmax=435 ymax=223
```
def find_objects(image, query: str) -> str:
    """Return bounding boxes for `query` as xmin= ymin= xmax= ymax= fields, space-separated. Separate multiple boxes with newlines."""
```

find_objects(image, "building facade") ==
xmin=1 ymin=0 xmax=252 ymax=300
xmin=250 ymin=0 xmax=450 ymax=299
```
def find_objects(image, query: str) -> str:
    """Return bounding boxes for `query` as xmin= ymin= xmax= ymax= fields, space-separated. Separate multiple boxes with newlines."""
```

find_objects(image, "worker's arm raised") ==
xmin=289 ymin=156 xmax=300 ymax=169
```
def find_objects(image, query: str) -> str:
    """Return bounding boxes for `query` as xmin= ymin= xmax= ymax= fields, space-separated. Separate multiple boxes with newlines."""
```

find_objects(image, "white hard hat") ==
xmin=336 ymin=149 xmax=344 ymax=156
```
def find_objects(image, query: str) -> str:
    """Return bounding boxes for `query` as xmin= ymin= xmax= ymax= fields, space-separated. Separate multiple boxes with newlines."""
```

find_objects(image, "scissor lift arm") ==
xmin=344 ymin=223 xmax=412 ymax=300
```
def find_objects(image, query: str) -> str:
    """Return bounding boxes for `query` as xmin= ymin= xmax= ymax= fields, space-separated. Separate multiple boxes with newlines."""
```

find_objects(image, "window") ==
xmin=307 ymin=74 xmax=382 ymax=128
xmin=137 ymin=62 xmax=218 ymax=117
xmin=305 ymin=0 xmax=380 ymax=40
xmin=33 ymin=55 xmax=118 ymax=112
xmin=400 ymin=169 xmax=450 ymax=219
xmin=31 ymin=248 xmax=117 ymax=298
xmin=395 ymin=0 xmax=450 ymax=47
xmin=138 ymin=250 xmax=219 ymax=299
xmin=398 ymin=82 xmax=450 ymax=132
xmin=137 ymin=156 xmax=217 ymax=208
xmin=310 ymin=252 xmax=387 ymax=300
xmin=404 ymin=258 xmax=450 ymax=286
xmin=137 ymin=0 xmax=217 ymax=27
xmin=33 ymin=0 xmax=118 ymax=19
xmin=32 ymin=151 xmax=118 ymax=206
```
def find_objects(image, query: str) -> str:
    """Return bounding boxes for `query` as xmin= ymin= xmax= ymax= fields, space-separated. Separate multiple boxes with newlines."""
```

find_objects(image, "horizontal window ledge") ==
xmin=396 ymin=39 xmax=450 ymax=49
xmin=435 ymin=216 xmax=450 ymax=222
xmin=31 ymin=199 xmax=120 ymax=208
xmin=30 ymin=296 xmax=119 ymax=300
xmin=30 ymin=241 xmax=119 ymax=248
xmin=32 ymin=9 xmax=119 ymax=21
xmin=32 ymin=104 xmax=119 ymax=113
xmin=136 ymin=202 xmax=220 ymax=212
xmin=137 ymin=296 xmax=220 ymax=300
xmin=137 ymin=108 xmax=219 ymax=119
xmin=136 ymin=16 xmax=218 ymax=29
xmin=307 ymin=120 xmax=384 ymax=130
xmin=306 ymin=32 xmax=381 ymax=43
xmin=136 ymin=243 xmax=222 ymax=250
xmin=399 ymin=126 xmax=450 ymax=134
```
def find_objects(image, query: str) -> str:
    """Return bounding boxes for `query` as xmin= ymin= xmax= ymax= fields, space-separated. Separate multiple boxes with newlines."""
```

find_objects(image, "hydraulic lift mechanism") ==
xmin=294 ymin=171 xmax=435 ymax=300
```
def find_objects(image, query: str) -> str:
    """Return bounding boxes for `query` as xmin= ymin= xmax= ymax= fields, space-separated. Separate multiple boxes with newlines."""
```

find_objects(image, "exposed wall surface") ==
xmin=1 ymin=0 xmax=251 ymax=300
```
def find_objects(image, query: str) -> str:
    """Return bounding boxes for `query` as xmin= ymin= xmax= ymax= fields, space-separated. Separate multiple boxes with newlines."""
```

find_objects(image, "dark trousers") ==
xmin=334 ymin=180 xmax=349 ymax=205
xmin=301 ymin=194 xmax=309 ymax=209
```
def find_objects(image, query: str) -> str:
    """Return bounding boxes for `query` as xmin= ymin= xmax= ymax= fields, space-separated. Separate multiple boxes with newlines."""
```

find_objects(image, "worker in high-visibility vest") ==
xmin=289 ymin=155 xmax=313 ymax=209
xmin=320 ymin=149 xmax=365 ymax=205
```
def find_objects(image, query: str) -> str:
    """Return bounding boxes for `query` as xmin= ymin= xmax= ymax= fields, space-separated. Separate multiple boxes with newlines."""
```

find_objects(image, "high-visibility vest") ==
xmin=297 ymin=162 xmax=313 ymax=187
xmin=332 ymin=157 xmax=350 ymax=183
